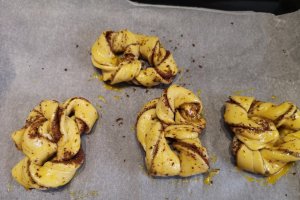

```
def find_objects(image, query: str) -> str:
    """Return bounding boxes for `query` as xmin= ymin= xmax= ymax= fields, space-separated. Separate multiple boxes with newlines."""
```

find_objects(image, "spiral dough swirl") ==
xmin=91 ymin=29 xmax=178 ymax=87
xmin=136 ymin=85 xmax=209 ymax=177
xmin=11 ymin=97 xmax=98 ymax=189
xmin=224 ymin=96 xmax=300 ymax=175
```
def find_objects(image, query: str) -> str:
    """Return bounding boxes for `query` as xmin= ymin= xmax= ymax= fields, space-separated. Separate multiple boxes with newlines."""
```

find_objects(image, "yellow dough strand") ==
xmin=136 ymin=85 xmax=209 ymax=177
xmin=91 ymin=29 xmax=178 ymax=87
xmin=11 ymin=97 xmax=98 ymax=190
xmin=224 ymin=96 xmax=300 ymax=176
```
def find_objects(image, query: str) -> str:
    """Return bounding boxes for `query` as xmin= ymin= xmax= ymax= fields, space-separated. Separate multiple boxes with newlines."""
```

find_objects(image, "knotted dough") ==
xmin=224 ymin=96 xmax=300 ymax=175
xmin=91 ymin=29 xmax=178 ymax=87
xmin=136 ymin=85 xmax=209 ymax=177
xmin=11 ymin=97 xmax=98 ymax=189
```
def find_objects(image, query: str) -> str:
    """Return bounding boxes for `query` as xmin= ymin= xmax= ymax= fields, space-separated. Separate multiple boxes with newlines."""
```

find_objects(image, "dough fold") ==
xmin=136 ymin=85 xmax=209 ymax=177
xmin=11 ymin=97 xmax=98 ymax=189
xmin=91 ymin=29 xmax=178 ymax=87
xmin=224 ymin=96 xmax=300 ymax=175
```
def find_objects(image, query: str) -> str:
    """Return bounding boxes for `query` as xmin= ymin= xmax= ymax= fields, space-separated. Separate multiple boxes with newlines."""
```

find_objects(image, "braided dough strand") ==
xmin=224 ymin=96 xmax=300 ymax=175
xmin=91 ymin=29 xmax=178 ymax=87
xmin=136 ymin=85 xmax=209 ymax=177
xmin=11 ymin=97 xmax=98 ymax=189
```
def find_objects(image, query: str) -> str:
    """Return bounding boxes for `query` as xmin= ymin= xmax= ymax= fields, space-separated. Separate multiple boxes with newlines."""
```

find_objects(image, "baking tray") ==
xmin=0 ymin=0 xmax=299 ymax=199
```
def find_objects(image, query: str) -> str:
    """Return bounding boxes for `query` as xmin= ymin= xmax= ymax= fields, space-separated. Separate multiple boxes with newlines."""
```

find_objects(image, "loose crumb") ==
xmin=116 ymin=118 xmax=123 ymax=122
xmin=116 ymin=118 xmax=123 ymax=126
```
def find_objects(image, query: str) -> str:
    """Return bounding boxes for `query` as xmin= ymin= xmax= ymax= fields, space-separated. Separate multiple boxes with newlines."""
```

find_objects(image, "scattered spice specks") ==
xmin=198 ymin=65 xmax=203 ymax=69
xmin=116 ymin=117 xmax=123 ymax=126
xmin=116 ymin=118 xmax=123 ymax=122
xmin=76 ymin=44 xmax=79 ymax=48
xmin=64 ymin=68 xmax=68 ymax=71
xmin=192 ymin=43 xmax=195 ymax=47
xmin=180 ymin=34 xmax=183 ymax=37
xmin=231 ymin=22 xmax=234 ymax=25
xmin=41 ymin=68 xmax=44 ymax=70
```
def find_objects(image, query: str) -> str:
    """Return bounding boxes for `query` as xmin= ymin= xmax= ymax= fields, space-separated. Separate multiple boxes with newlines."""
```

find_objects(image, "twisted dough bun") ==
xmin=224 ymin=96 xmax=300 ymax=176
xmin=11 ymin=97 xmax=98 ymax=189
xmin=91 ymin=29 xmax=178 ymax=87
xmin=136 ymin=85 xmax=209 ymax=177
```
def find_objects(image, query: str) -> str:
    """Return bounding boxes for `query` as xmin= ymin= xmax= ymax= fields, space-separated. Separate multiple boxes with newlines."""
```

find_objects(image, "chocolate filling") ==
xmin=173 ymin=141 xmax=209 ymax=166
xmin=28 ymin=118 xmax=48 ymax=139
xmin=154 ymin=51 xmax=175 ymax=81
xmin=227 ymin=97 xmax=248 ymax=112
xmin=52 ymin=148 xmax=85 ymax=165
xmin=229 ymin=123 xmax=271 ymax=132
xmin=273 ymin=104 xmax=294 ymax=125
xmin=75 ymin=117 xmax=88 ymax=135
xmin=150 ymin=41 xmax=159 ymax=66
xmin=105 ymin=31 xmax=114 ymax=51
xmin=149 ymin=129 xmax=163 ymax=174
xmin=51 ymin=107 xmax=62 ymax=142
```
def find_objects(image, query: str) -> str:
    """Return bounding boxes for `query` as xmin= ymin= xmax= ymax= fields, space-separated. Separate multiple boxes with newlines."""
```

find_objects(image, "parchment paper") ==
xmin=0 ymin=0 xmax=299 ymax=199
